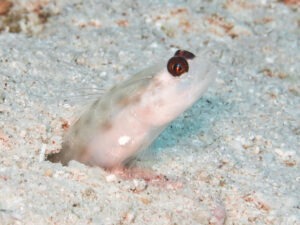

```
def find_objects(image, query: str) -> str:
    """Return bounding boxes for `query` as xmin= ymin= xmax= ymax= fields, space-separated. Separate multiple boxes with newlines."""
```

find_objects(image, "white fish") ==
xmin=48 ymin=50 xmax=216 ymax=170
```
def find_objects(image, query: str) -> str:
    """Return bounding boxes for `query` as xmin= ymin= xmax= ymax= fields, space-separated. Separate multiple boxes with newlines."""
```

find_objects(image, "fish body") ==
xmin=48 ymin=50 xmax=216 ymax=169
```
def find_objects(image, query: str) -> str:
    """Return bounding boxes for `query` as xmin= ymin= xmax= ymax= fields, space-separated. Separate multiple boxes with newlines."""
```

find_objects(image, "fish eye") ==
xmin=167 ymin=56 xmax=189 ymax=77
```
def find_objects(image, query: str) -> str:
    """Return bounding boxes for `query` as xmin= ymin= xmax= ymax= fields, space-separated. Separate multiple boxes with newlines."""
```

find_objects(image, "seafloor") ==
xmin=0 ymin=0 xmax=299 ymax=224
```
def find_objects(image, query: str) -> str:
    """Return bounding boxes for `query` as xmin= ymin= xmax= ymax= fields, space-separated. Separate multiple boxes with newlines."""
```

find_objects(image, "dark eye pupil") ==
xmin=174 ymin=64 xmax=182 ymax=73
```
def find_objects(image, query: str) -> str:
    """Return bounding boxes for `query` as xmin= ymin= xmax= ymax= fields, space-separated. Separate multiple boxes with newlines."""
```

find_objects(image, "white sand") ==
xmin=0 ymin=0 xmax=299 ymax=224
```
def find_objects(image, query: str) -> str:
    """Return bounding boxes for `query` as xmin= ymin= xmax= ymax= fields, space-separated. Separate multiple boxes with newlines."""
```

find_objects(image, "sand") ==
xmin=0 ymin=0 xmax=299 ymax=224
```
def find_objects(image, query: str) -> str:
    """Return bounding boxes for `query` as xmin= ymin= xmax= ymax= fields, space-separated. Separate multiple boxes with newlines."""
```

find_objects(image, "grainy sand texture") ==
xmin=0 ymin=0 xmax=299 ymax=224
